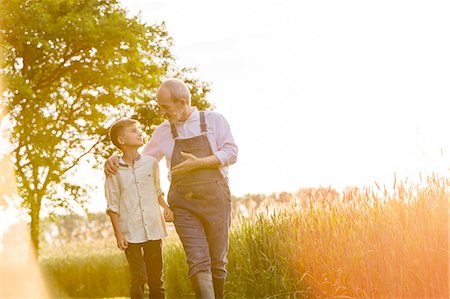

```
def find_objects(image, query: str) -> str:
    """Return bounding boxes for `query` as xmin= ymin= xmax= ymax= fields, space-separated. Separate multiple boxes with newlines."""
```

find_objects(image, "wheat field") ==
xmin=40 ymin=174 xmax=449 ymax=298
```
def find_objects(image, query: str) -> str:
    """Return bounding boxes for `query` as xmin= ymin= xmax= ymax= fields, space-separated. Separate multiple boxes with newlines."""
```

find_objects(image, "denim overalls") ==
xmin=168 ymin=111 xmax=232 ymax=283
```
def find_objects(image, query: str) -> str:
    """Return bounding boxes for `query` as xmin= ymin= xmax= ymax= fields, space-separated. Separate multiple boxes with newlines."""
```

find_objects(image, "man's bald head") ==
xmin=158 ymin=78 xmax=191 ymax=105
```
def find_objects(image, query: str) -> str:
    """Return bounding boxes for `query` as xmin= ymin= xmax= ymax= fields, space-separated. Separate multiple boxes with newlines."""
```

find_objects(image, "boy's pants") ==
xmin=125 ymin=240 xmax=164 ymax=299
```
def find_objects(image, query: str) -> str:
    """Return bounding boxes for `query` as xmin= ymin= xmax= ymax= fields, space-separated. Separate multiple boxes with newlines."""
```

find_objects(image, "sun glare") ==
xmin=0 ymin=97 xmax=50 ymax=298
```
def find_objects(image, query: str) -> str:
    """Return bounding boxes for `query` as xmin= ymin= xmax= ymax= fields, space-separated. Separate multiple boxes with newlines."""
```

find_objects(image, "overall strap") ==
xmin=199 ymin=111 xmax=207 ymax=133
xmin=170 ymin=122 xmax=178 ymax=139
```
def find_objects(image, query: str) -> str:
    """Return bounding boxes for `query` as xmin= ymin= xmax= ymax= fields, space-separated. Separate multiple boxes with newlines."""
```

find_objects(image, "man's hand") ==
xmin=116 ymin=234 xmax=128 ymax=251
xmin=163 ymin=207 xmax=174 ymax=222
xmin=105 ymin=155 xmax=120 ymax=176
xmin=171 ymin=152 xmax=202 ymax=175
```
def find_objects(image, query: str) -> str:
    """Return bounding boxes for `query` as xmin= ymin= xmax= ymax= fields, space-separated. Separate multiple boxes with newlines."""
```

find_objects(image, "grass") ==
xmin=40 ymin=174 xmax=449 ymax=298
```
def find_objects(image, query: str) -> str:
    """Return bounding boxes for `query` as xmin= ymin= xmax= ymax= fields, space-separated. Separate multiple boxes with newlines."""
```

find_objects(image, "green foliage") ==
xmin=0 ymin=0 xmax=211 ymax=251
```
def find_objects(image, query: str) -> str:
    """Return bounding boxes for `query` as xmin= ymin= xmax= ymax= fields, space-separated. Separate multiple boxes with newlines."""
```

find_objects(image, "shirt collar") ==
xmin=174 ymin=107 xmax=199 ymax=125
xmin=118 ymin=154 xmax=142 ymax=167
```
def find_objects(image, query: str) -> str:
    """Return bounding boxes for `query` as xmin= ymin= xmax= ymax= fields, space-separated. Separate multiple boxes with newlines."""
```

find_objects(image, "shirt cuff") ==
xmin=106 ymin=206 xmax=119 ymax=215
xmin=213 ymin=151 xmax=227 ymax=166
xmin=156 ymin=189 xmax=164 ymax=197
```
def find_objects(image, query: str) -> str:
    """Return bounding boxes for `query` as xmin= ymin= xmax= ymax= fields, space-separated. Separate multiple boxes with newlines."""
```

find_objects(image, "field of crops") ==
xmin=40 ymin=175 xmax=449 ymax=298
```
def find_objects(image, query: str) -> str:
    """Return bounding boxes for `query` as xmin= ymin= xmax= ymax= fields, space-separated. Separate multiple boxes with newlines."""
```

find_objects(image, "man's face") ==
xmin=156 ymin=87 xmax=185 ymax=122
xmin=119 ymin=123 xmax=144 ymax=148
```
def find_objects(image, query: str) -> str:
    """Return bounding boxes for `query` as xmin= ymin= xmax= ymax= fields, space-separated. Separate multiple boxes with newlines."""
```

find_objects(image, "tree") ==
xmin=0 ymin=0 xmax=211 ymax=253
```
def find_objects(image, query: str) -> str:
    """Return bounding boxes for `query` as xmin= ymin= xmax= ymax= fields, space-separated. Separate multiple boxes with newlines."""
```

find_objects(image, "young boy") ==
xmin=104 ymin=118 xmax=174 ymax=299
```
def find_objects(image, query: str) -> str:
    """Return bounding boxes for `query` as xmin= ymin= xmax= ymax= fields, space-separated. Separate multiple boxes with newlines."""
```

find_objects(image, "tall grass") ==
xmin=41 ymin=239 xmax=129 ymax=298
xmin=41 ymin=174 xmax=449 ymax=298
xmin=224 ymin=174 xmax=448 ymax=298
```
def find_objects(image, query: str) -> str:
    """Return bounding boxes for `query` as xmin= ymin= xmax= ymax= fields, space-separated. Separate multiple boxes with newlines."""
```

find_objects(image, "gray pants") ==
xmin=169 ymin=179 xmax=231 ymax=280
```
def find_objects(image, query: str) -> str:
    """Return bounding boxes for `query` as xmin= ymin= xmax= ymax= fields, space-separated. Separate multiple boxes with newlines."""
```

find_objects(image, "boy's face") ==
xmin=117 ymin=123 xmax=144 ymax=148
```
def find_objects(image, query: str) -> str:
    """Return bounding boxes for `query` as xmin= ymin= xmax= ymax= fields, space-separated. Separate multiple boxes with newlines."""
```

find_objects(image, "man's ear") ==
xmin=179 ymin=98 xmax=187 ymax=106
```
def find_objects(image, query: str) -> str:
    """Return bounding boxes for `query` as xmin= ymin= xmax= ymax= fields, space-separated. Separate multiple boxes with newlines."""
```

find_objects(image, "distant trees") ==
xmin=231 ymin=187 xmax=346 ymax=218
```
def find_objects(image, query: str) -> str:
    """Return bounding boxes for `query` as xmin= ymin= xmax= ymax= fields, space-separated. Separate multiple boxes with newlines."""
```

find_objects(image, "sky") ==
xmin=1 ymin=0 xmax=450 ymax=214
xmin=116 ymin=0 xmax=450 ymax=198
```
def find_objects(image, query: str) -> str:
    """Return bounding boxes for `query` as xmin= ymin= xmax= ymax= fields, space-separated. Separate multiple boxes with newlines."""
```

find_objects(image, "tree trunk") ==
xmin=30 ymin=199 xmax=41 ymax=256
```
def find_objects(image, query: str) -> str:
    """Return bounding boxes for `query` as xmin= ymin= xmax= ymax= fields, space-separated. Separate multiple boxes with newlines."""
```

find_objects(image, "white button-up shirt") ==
xmin=105 ymin=155 xmax=167 ymax=243
xmin=142 ymin=107 xmax=238 ymax=180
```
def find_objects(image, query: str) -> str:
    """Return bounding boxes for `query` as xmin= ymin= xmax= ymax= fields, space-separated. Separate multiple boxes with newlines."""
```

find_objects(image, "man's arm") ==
xmin=211 ymin=113 xmax=238 ymax=166
xmin=171 ymin=113 xmax=237 ymax=175
xmin=142 ymin=125 xmax=165 ymax=161
xmin=171 ymin=152 xmax=221 ymax=175
xmin=104 ymin=155 xmax=120 ymax=176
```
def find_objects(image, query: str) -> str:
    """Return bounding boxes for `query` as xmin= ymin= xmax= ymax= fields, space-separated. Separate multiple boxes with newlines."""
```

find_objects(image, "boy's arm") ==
xmin=108 ymin=211 xmax=128 ymax=250
xmin=105 ymin=175 xmax=120 ymax=215
xmin=153 ymin=160 xmax=174 ymax=221
xmin=105 ymin=175 xmax=128 ymax=250
xmin=157 ymin=194 xmax=170 ymax=210
xmin=152 ymin=159 xmax=165 ymax=199
xmin=158 ymin=194 xmax=174 ymax=222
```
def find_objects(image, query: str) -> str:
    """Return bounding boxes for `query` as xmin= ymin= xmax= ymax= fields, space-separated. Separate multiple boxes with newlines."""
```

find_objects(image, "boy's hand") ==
xmin=163 ymin=207 xmax=174 ymax=222
xmin=116 ymin=234 xmax=128 ymax=250
xmin=105 ymin=155 xmax=120 ymax=176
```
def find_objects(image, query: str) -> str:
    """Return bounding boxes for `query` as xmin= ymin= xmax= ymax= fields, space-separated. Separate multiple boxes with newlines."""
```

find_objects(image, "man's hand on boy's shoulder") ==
xmin=104 ymin=155 xmax=120 ymax=176
xmin=163 ymin=207 xmax=174 ymax=222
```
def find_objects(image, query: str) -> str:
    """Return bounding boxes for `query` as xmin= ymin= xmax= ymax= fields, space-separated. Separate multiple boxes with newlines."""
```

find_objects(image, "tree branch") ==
xmin=62 ymin=138 xmax=102 ymax=174
xmin=46 ymin=84 xmax=87 ymax=141
xmin=40 ymin=136 xmax=103 ymax=194
xmin=14 ymin=156 xmax=32 ymax=196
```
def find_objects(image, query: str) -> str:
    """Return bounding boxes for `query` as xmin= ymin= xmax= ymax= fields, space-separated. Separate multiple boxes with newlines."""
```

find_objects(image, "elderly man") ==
xmin=105 ymin=78 xmax=238 ymax=298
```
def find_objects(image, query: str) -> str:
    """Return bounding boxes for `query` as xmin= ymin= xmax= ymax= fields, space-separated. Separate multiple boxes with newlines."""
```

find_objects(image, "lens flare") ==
xmin=0 ymin=90 xmax=50 ymax=298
